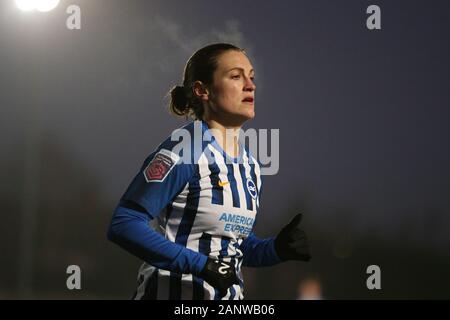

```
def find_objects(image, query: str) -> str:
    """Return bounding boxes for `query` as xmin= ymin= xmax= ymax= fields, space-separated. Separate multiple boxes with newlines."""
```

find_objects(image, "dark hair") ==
xmin=168 ymin=43 xmax=244 ymax=120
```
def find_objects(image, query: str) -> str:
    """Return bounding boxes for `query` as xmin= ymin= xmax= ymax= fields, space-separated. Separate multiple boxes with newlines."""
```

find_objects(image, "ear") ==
xmin=193 ymin=81 xmax=210 ymax=102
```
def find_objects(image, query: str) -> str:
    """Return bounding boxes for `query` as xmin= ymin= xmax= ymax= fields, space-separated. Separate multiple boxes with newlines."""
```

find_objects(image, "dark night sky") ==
xmin=1 ymin=0 xmax=449 ymax=250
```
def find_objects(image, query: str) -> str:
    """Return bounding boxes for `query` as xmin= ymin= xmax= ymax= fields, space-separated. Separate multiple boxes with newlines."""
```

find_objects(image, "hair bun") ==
xmin=171 ymin=85 xmax=188 ymax=114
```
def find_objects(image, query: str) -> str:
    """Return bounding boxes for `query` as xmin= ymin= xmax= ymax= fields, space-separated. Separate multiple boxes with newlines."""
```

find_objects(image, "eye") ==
xmin=231 ymin=75 xmax=241 ymax=79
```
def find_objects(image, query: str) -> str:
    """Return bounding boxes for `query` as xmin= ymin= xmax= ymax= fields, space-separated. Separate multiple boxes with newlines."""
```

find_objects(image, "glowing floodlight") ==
xmin=15 ymin=0 xmax=60 ymax=12
xmin=36 ymin=0 xmax=60 ymax=12
xmin=15 ymin=0 xmax=36 ymax=11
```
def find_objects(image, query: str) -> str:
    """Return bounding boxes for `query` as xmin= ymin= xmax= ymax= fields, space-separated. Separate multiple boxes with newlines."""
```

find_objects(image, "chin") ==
xmin=245 ymin=111 xmax=255 ymax=120
xmin=239 ymin=106 xmax=255 ymax=119
xmin=245 ymin=108 xmax=255 ymax=119
xmin=221 ymin=107 xmax=255 ymax=126
xmin=224 ymin=113 xmax=254 ymax=127
xmin=236 ymin=111 xmax=254 ymax=122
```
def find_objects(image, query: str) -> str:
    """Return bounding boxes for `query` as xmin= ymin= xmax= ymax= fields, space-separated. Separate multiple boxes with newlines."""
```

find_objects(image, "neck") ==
xmin=202 ymin=115 xmax=243 ymax=158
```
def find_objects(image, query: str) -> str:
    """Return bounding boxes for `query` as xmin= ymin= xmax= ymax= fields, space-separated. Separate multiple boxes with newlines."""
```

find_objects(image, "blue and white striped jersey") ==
xmin=110 ymin=120 xmax=281 ymax=300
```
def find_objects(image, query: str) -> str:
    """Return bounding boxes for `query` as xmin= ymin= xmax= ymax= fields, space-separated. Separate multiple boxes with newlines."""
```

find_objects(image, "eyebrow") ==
xmin=226 ymin=67 xmax=255 ymax=74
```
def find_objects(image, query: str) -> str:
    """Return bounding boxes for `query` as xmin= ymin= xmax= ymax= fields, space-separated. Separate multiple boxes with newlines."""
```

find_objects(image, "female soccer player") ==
xmin=107 ymin=43 xmax=311 ymax=300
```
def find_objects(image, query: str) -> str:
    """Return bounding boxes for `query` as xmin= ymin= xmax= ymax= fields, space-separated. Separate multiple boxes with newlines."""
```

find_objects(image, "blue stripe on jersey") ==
xmin=238 ymin=164 xmax=253 ymax=211
xmin=170 ymin=168 xmax=201 ymax=300
xmin=169 ymin=273 xmax=180 ymax=300
xmin=141 ymin=270 xmax=158 ymax=300
xmin=219 ymin=237 xmax=230 ymax=258
xmin=208 ymin=151 xmax=224 ymax=205
xmin=226 ymin=164 xmax=240 ymax=208
xmin=249 ymin=163 xmax=258 ymax=209
xmin=193 ymin=233 xmax=212 ymax=300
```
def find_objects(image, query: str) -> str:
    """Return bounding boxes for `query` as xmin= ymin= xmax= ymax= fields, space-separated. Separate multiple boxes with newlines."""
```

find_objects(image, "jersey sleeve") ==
xmin=240 ymin=232 xmax=282 ymax=267
xmin=121 ymin=142 xmax=194 ymax=219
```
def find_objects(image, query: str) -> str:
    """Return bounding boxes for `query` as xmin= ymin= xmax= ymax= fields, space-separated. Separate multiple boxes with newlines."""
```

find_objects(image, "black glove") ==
xmin=274 ymin=213 xmax=311 ymax=262
xmin=199 ymin=258 xmax=239 ymax=298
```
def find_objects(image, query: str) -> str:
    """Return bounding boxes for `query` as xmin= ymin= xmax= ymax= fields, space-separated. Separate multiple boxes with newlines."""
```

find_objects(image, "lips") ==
xmin=242 ymin=97 xmax=254 ymax=103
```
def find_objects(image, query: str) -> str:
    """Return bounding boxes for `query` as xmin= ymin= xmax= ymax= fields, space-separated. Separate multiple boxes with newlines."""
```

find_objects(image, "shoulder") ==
xmin=142 ymin=121 xmax=212 ymax=175
xmin=158 ymin=120 xmax=214 ymax=164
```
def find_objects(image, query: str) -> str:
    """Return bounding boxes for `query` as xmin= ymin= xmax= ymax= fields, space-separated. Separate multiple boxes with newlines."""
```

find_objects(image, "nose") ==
xmin=244 ymin=76 xmax=256 ymax=91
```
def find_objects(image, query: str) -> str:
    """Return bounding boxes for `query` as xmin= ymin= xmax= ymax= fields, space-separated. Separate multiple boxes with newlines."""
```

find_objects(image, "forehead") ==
xmin=215 ymin=50 xmax=254 ymax=72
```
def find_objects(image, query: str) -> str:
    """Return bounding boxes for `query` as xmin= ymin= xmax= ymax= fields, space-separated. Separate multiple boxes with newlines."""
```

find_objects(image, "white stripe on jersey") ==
xmin=134 ymin=264 xmax=155 ymax=300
